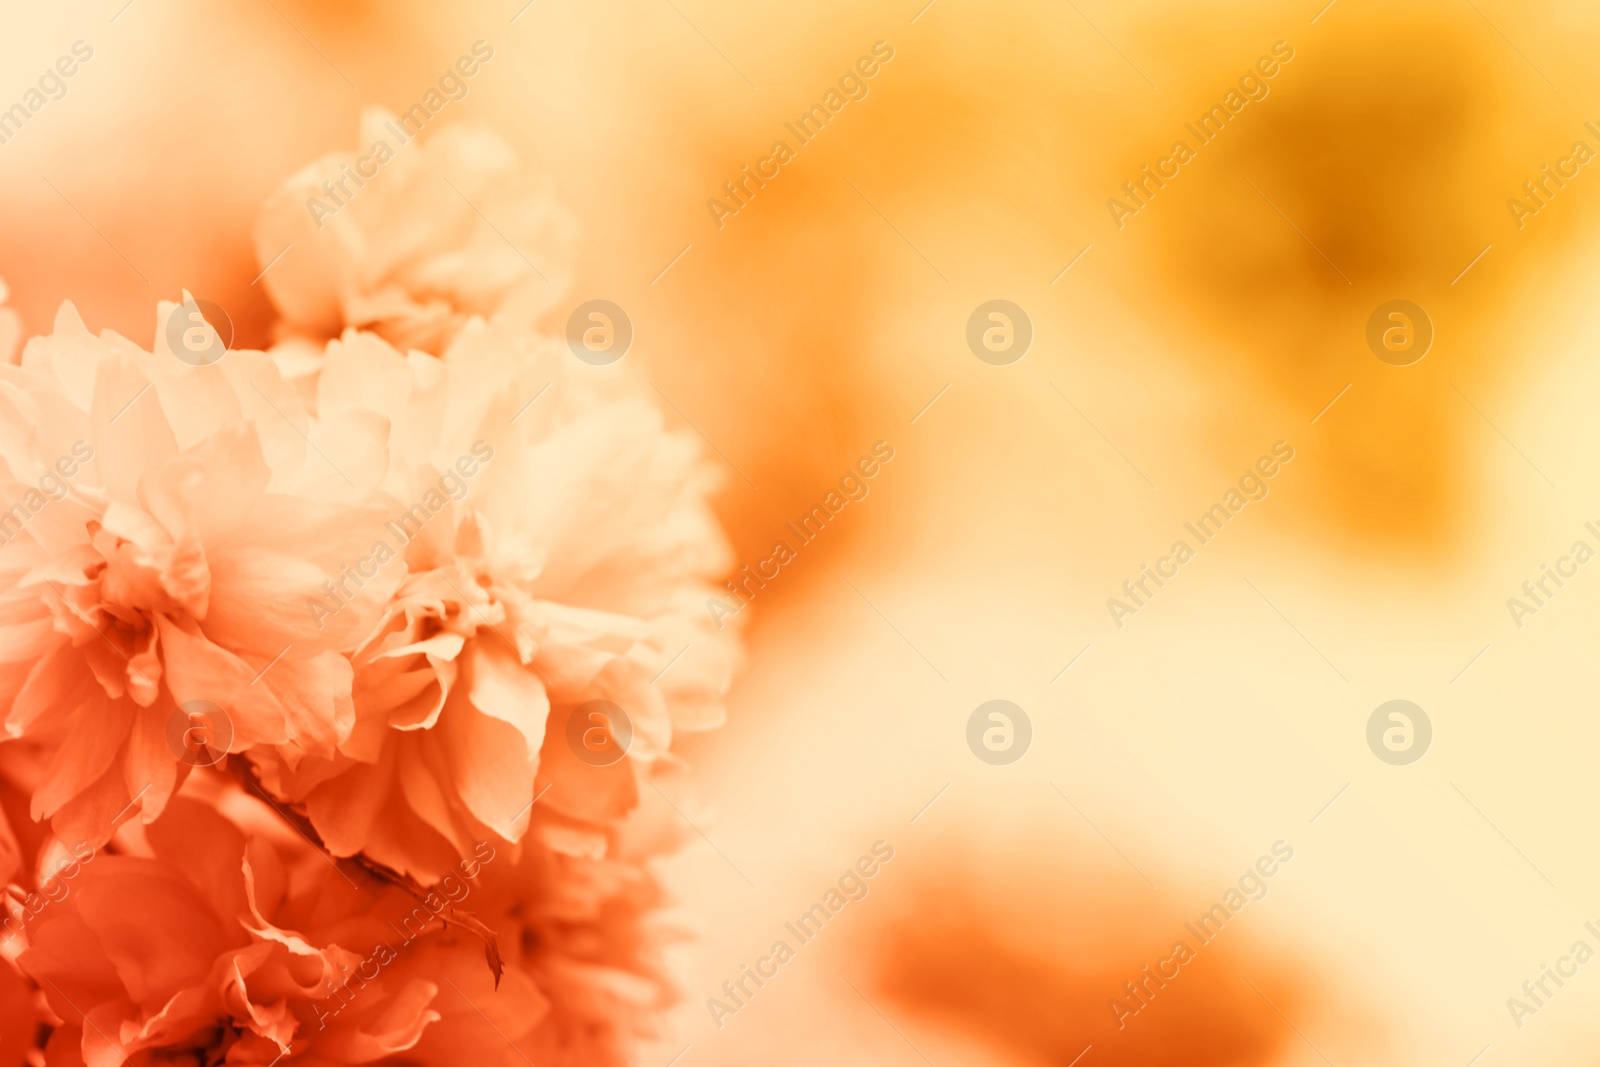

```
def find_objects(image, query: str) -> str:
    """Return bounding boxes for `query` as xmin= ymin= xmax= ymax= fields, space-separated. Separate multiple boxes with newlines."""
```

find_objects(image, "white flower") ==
xmin=253 ymin=108 xmax=577 ymax=355
xmin=251 ymin=319 xmax=736 ymax=884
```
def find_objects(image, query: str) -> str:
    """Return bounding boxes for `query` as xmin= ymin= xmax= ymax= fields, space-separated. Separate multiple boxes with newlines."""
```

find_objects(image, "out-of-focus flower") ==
xmin=472 ymin=786 xmax=691 ymax=1066
xmin=18 ymin=791 xmax=547 ymax=1067
xmin=249 ymin=320 xmax=737 ymax=885
xmin=0 ymin=301 xmax=397 ymax=849
xmin=253 ymin=108 xmax=577 ymax=355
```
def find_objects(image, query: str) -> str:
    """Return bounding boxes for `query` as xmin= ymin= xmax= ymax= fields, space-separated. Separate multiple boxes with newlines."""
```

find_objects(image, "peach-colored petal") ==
xmin=87 ymin=358 xmax=176 ymax=505
xmin=45 ymin=764 xmax=139 ymax=850
xmin=120 ymin=703 xmax=181 ymax=826
xmin=30 ymin=698 xmax=130 ymax=823
xmin=7 ymin=640 xmax=92 ymax=737
xmin=255 ymin=109 xmax=576 ymax=356
xmin=401 ymin=939 xmax=546 ymax=1065
xmin=72 ymin=860 xmax=237 ymax=1008
xmin=315 ymin=978 xmax=439 ymax=1063
xmin=301 ymin=754 xmax=393 ymax=860
xmin=144 ymin=796 xmax=249 ymax=921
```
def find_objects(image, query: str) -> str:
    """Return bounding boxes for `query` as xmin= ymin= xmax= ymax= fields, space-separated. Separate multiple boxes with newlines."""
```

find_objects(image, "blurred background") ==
xmin=5 ymin=0 xmax=1600 ymax=1063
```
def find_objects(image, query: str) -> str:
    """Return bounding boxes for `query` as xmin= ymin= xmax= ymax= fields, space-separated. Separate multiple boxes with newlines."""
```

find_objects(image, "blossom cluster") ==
xmin=0 ymin=110 xmax=736 ymax=1067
